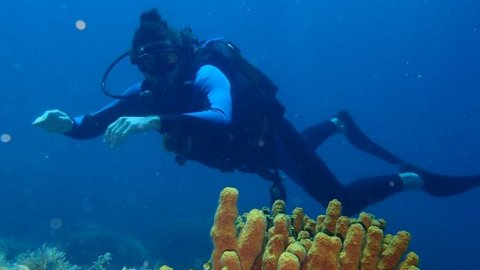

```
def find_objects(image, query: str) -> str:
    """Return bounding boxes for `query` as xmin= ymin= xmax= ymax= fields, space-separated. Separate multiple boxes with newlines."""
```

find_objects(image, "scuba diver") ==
xmin=33 ymin=9 xmax=480 ymax=215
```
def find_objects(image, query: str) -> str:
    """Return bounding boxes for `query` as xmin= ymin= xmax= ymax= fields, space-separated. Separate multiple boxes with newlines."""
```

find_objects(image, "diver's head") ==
xmin=130 ymin=9 xmax=182 ymax=79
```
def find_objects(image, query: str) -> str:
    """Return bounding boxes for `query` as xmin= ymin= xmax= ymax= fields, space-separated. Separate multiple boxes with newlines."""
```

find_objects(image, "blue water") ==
xmin=1 ymin=0 xmax=479 ymax=269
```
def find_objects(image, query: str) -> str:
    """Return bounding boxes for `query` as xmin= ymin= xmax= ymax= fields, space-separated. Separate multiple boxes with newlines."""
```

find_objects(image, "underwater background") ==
xmin=1 ymin=0 xmax=479 ymax=269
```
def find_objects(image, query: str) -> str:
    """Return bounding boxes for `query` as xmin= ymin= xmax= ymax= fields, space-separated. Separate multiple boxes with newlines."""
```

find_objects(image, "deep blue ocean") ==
xmin=1 ymin=0 xmax=479 ymax=269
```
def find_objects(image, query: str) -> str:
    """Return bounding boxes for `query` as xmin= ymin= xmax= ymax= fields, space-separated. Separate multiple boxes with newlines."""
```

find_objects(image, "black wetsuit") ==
xmin=65 ymin=62 xmax=480 ymax=216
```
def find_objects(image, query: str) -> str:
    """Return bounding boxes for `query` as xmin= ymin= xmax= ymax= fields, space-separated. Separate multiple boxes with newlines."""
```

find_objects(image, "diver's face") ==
xmin=134 ymin=40 xmax=180 ymax=82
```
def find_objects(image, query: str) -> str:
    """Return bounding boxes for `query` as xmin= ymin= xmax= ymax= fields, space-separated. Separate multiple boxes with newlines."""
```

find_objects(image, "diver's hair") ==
xmin=131 ymin=9 xmax=181 ymax=49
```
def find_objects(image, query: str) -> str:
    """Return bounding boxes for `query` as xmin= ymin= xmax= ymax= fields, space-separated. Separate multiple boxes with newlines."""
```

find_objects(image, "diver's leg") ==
xmin=334 ymin=110 xmax=480 ymax=195
xmin=276 ymin=118 xmax=410 ymax=215
xmin=270 ymin=180 xmax=287 ymax=204
xmin=300 ymin=120 xmax=338 ymax=149
xmin=342 ymin=174 xmax=410 ymax=215
xmin=300 ymin=110 xmax=404 ymax=164
xmin=256 ymin=169 xmax=288 ymax=204
xmin=334 ymin=110 xmax=404 ymax=165
xmin=343 ymin=167 xmax=480 ymax=211
xmin=276 ymin=118 xmax=349 ymax=208
xmin=401 ymin=164 xmax=480 ymax=196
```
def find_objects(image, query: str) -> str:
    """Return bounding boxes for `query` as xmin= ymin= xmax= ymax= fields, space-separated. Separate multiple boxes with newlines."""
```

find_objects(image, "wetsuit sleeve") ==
xmin=159 ymin=65 xmax=232 ymax=133
xmin=64 ymin=83 xmax=144 ymax=139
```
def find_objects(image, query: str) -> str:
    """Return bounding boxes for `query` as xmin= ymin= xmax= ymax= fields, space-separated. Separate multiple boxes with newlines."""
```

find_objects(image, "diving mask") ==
xmin=131 ymin=42 xmax=180 ymax=75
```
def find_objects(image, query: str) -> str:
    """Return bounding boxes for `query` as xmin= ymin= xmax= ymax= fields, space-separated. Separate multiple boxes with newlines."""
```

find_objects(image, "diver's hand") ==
xmin=32 ymin=109 xmax=74 ymax=133
xmin=104 ymin=116 xmax=161 ymax=148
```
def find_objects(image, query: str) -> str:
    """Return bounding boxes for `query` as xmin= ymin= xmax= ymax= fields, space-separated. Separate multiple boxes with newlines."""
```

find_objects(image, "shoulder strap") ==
xmin=189 ymin=38 xmax=285 ymax=118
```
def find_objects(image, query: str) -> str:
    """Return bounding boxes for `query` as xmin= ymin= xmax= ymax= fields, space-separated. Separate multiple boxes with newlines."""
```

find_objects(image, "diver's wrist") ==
xmin=147 ymin=116 xmax=161 ymax=130
xmin=62 ymin=117 xmax=75 ymax=133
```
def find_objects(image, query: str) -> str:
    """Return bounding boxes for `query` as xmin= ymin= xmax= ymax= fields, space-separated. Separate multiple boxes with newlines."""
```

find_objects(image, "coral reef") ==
xmin=0 ymin=187 xmax=420 ymax=270
xmin=13 ymin=244 xmax=80 ymax=270
xmin=205 ymin=187 xmax=420 ymax=270
xmin=0 ymin=245 xmax=113 ymax=270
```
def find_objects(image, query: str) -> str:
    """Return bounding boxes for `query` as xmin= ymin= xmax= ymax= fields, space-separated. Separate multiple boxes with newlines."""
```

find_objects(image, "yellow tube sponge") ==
xmin=278 ymin=251 xmax=300 ymax=270
xmin=382 ymin=234 xmax=393 ymax=251
xmin=399 ymin=252 xmax=420 ymax=270
xmin=272 ymin=213 xmax=290 ymax=245
xmin=237 ymin=209 xmax=267 ymax=270
xmin=340 ymin=223 xmax=366 ymax=270
xmin=251 ymin=255 xmax=263 ymax=270
xmin=288 ymin=236 xmax=296 ymax=245
xmin=299 ymin=238 xmax=312 ymax=252
xmin=286 ymin=242 xmax=307 ymax=263
xmin=297 ymin=231 xmax=310 ymax=241
xmin=205 ymin=188 xmax=418 ymax=270
xmin=292 ymin=207 xmax=305 ymax=235
xmin=220 ymin=251 xmax=242 ymax=270
xmin=335 ymin=216 xmax=350 ymax=240
xmin=303 ymin=218 xmax=316 ymax=236
xmin=306 ymin=232 xmax=342 ymax=270
xmin=378 ymin=231 xmax=411 ymax=270
xmin=272 ymin=200 xmax=286 ymax=217
xmin=159 ymin=266 xmax=173 ymax=270
xmin=322 ymin=199 xmax=342 ymax=235
xmin=210 ymin=187 xmax=239 ymax=270
xmin=357 ymin=212 xmax=374 ymax=229
xmin=315 ymin=215 xmax=325 ymax=234
xmin=262 ymin=234 xmax=285 ymax=270
xmin=360 ymin=225 xmax=384 ymax=270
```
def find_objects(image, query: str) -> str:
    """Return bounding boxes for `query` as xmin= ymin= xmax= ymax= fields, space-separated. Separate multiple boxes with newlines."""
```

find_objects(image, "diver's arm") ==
xmin=159 ymin=65 xmax=232 ymax=134
xmin=184 ymin=65 xmax=232 ymax=124
xmin=102 ymin=66 xmax=231 ymax=148
xmin=62 ymin=83 xmax=144 ymax=139
xmin=64 ymin=100 xmax=127 ymax=139
xmin=103 ymin=115 xmax=161 ymax=148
